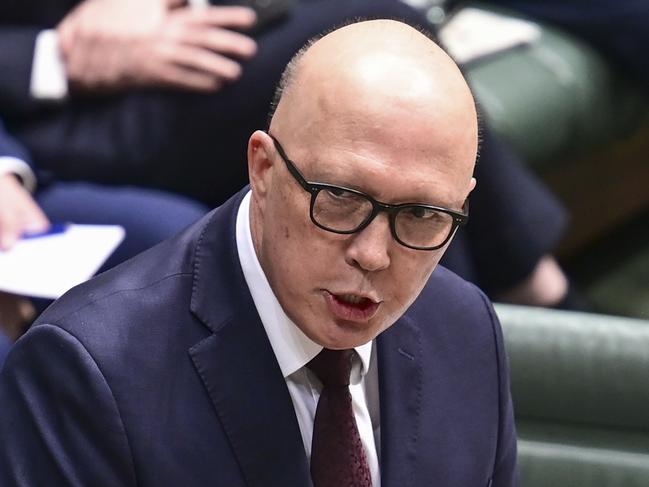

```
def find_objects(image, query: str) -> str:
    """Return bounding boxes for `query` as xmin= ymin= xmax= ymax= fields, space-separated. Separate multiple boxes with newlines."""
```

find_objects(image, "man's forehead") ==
xmin=294 ymin=140 xmax=469 ymax=208
xmin=277 ymin=50 xmax=477 ymax=161
xmin=291 ymin=57 xmax=455 ymax=134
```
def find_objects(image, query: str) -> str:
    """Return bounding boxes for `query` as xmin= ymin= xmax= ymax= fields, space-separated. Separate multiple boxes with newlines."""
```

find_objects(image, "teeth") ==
xmin=340 ymin=294 xmax=365 ymax=304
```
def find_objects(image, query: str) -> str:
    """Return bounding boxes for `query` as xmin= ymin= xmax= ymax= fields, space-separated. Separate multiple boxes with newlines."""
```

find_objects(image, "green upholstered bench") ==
xmin=496 ymin=304 xmax=649 ymax=487
xmin=456 ymin=3 xmax=649 ymax=256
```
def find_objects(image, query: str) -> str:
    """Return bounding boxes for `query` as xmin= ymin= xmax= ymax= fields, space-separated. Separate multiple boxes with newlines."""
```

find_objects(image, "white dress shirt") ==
xmin=236 ymin=191 xmax=382 ymax=486
xmin=30 ymin=29 xmax=67 ymax=100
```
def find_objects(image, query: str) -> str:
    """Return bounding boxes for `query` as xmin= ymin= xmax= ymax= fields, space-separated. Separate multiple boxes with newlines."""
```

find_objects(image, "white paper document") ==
xmin=439 ymin=8 xmax=542 ymax=64
xmin=0 ymin=224 xmax=125 ymax=299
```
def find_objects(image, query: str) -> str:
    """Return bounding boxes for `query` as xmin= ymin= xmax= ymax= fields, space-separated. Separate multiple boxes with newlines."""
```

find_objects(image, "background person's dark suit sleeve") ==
xmin=0 ymin=118 xmax=32 ymax=163
xmin=441 ymin=129 xmax=568 ymax=295
xmin=0 ymin=27 xmax=42 ymax=116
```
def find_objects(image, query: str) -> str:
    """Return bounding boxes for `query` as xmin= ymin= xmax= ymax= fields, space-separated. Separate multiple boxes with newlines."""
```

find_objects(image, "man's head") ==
xmin=247 ymin=20 xmax=478 ymax=349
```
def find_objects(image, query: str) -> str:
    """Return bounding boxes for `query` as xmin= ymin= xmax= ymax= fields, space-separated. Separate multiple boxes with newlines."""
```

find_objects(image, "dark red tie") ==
xmin=307 ymin=348 xmax=372 ymax=487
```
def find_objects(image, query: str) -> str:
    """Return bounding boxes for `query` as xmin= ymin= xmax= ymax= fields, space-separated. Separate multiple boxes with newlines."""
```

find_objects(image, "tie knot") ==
xmin=307 ymin=348 xmax=354 ymax=387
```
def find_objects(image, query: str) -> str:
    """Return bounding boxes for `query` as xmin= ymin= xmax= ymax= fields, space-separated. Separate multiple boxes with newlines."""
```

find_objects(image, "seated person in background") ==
xmin=0 ymin=20 xmax=518 ymax=486
xmin=469 ymin=0 xmax=649 ymax=85
xmin=1 ymin=0 xmax=569 ymax=308
xmin=443 ymin=0 xmax=649 ymax=305
xmin=0 ymin=118 xmax=208 ymax=358
xmin=0 ymin=119 xmax=48 ymax=359
xmin=440 ymin=129 xmax=570 ymax=307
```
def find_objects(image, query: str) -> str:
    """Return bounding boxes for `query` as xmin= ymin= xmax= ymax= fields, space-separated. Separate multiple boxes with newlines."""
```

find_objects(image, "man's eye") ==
xmin=406 ymin=207 xmax=438 ymax=219
xmin=325 ymin=187 xmax=353 ymax=199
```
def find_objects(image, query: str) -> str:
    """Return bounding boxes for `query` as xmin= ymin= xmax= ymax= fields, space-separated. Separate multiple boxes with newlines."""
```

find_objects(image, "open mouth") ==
xmin=325 ymin=291 xmax=381 ymax=322
xmin=335 ymin=294 xmax=375 ymax=308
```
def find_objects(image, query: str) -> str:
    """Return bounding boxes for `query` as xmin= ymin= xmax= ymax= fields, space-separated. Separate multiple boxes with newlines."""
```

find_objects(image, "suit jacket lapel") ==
xmin=188 ymin=189 xmax=312 ymax=487
xmin=377 ymin=314 xmax=423 ymax=487
xmin=189 ymin=310 xmax=311 ymax=487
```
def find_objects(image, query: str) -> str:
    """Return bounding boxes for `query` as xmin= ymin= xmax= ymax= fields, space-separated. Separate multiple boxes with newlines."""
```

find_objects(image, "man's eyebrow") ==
xmin=300 ymin=150 xmax=466 ymax=208
xmin=308 ymin=171 xmax=460 ymax=208
xmin=300 ymin=159 xmax=367 ymax=191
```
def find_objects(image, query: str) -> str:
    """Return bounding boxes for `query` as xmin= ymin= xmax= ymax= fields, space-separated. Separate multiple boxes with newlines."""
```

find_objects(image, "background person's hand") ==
xmin=58 ymin=0 xmax=258 ymax=92
xmin=0 ymin=174 xmax=50 ymax=251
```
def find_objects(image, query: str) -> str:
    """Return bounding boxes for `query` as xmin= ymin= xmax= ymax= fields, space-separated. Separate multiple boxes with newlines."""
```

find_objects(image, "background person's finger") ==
xmin=169 ymin=44 xmax=243 ymax=81
xmin=182 ymin=27 xmax=257 ymax=59
xmin=157 ymin=63 xmax=223 ymax=91
xmin=184 ymin=6 xmax=257 ymax=29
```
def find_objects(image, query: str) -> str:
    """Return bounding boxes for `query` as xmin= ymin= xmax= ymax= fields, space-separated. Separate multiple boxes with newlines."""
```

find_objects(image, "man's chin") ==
xmin=313 ymin=318 xmax=388 ymax=350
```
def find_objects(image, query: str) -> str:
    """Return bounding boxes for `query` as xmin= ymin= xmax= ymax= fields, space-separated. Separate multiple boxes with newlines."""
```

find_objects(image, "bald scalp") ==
xmin=269 ymin=20 xmax=477 ymax=149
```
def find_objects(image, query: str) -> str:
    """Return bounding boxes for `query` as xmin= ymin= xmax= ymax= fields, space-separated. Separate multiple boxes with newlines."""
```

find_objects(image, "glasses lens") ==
xmin=395 ymin=206 xmax=454 ymax=249
xmin=312 ymin=186 xmax=373 ymax=232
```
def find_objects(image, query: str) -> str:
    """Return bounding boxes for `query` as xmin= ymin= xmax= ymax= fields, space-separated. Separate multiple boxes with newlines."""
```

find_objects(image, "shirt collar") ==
xmin=235 ymin=191 xmax=373 ymax=379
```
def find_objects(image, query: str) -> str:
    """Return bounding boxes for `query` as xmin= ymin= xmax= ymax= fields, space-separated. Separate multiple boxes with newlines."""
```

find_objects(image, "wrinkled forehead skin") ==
xmin=269 ymin=19 xmax=478 ymax=198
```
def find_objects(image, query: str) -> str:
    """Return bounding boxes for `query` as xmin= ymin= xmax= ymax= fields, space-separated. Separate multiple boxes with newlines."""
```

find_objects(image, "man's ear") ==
xmin=468 ymin=177 xmax=477 ymax=195
xmin=247 ymin=130 xmax=276 ymax=206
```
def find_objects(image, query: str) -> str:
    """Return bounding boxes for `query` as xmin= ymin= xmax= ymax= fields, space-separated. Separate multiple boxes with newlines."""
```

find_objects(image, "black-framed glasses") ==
xmin=268 ymin=133 xmax=469 ymax=251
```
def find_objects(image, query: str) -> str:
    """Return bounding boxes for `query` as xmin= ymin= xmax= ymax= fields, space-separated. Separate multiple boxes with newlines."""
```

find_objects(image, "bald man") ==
xmin=0 ymin=20 xmax=518 ymax=487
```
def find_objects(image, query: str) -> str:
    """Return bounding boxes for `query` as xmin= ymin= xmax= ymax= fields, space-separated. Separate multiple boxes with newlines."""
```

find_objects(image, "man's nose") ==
xmin=344 ymin=213 xmax=392 ymax=272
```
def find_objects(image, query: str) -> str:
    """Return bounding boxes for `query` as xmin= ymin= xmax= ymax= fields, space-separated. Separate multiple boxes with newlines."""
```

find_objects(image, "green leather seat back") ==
xmin=499 ymin=306 xmax=649 ymax=428
xmin=496 ymin=304 xmax=649 ymax=486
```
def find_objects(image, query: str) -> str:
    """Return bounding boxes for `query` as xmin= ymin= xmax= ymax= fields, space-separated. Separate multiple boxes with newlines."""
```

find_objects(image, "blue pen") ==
xmin=22 ymin=223 xmax=68 ymax=240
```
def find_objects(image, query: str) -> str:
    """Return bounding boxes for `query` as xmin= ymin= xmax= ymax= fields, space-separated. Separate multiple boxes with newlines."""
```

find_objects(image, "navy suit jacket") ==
xmin=0 ymin=188 xmax=518 ymax=486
